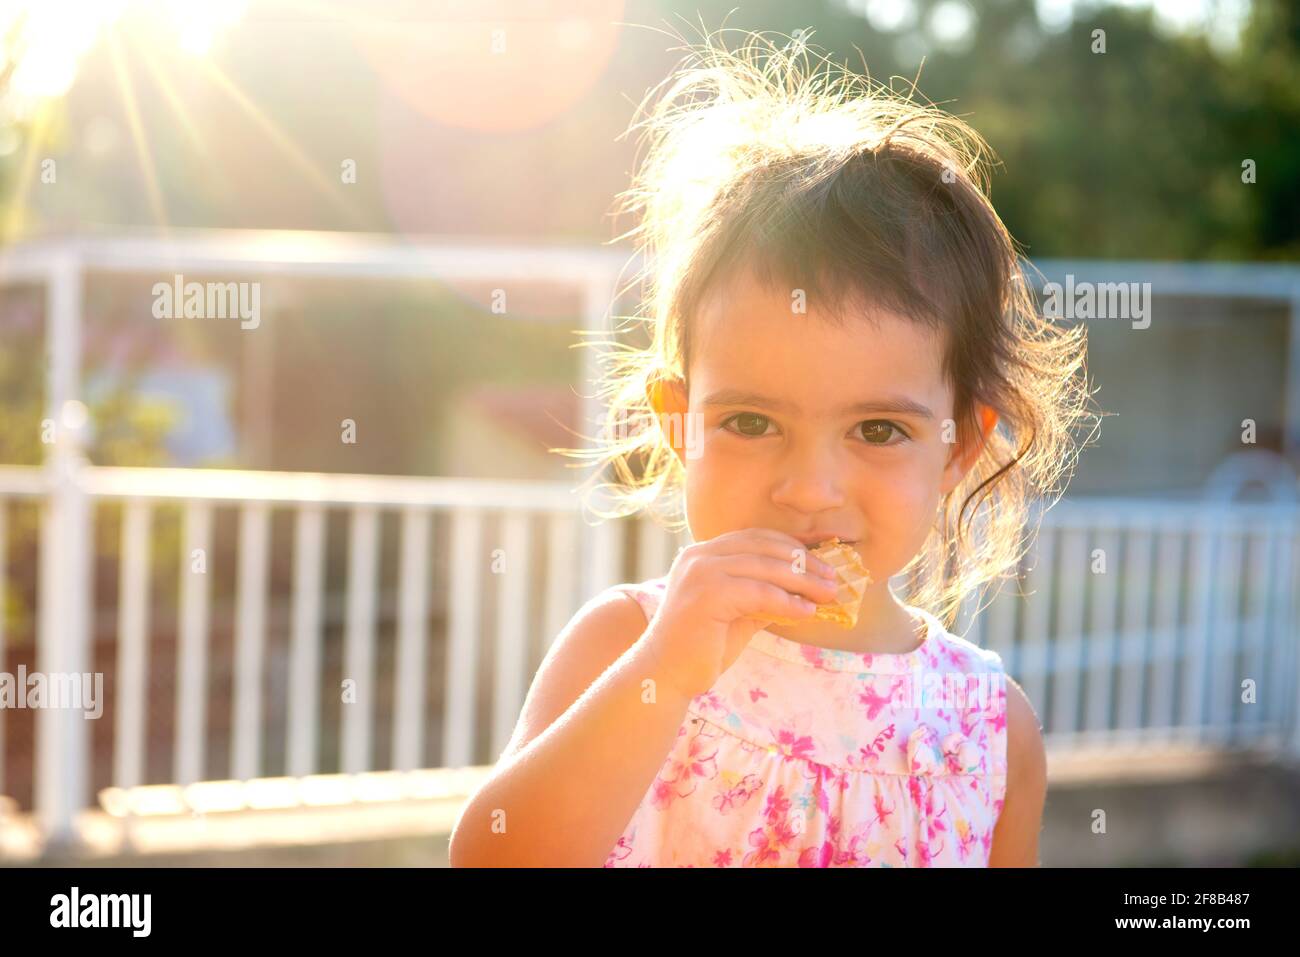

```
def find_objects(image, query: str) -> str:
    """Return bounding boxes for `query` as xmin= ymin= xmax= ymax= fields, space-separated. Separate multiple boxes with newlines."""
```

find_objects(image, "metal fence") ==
xmin=956 ymin=494 xmax=1299 ymax=753
xmin=1 ymin=233 xmax=1297 ymax=854
xmin=0 ymin=461 xmax=1297 ymax=853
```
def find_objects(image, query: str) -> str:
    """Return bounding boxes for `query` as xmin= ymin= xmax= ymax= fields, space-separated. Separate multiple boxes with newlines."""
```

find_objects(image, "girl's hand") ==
xmin=641 ymin=528 xmax=842 ymax=700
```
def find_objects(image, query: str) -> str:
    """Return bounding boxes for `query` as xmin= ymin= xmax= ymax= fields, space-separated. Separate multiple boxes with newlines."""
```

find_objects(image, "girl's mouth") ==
xmin=796 ymin=536 xmax=858 ymax=549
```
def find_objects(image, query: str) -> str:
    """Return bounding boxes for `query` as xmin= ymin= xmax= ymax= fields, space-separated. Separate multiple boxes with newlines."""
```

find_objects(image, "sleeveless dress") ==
xmin=603 ymin=576 xmax=1009 ymax=867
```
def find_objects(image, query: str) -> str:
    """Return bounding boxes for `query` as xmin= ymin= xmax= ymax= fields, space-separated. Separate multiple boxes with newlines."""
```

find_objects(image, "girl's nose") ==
xmin=769 ymin=445 xmax=846 ymax=513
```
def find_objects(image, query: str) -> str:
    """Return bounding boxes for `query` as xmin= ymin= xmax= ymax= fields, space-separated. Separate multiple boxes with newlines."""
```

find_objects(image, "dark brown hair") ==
xmin=555 ymin=30 xmax=1099 ymax=629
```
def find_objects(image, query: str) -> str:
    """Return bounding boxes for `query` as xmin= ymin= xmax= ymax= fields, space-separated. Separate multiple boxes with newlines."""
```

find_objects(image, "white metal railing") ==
xmin=0 ymin=230 xmax=647 ymax=852
xmin=1 ymin=463 xmax=1298 ymax=854
xmin=1 ymin=231 xmax=1296 ymax=859
xmin=954 ymin=496 xmax=1300 ymax=753
xmin=0 ymin=463 xmax=686 ymax=852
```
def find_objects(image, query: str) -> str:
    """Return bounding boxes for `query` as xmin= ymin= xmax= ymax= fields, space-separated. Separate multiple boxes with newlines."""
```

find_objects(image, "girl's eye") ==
xmin=722 ymin=412 xmax=772 ymax=437
xmin=858 ymin=420 xmax=905 ymax=444
xmin=721 ymin=414 xmax=907 ymax=444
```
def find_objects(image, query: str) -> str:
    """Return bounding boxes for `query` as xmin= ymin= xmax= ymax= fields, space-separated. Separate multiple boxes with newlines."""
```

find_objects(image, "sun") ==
xmin=0 ymin=1 xmax=246 ymax=107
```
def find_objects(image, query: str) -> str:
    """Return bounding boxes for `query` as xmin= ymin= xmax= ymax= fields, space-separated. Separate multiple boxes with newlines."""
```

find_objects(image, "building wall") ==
xmin=1068 ymin=297 xmax=1290 ymax=496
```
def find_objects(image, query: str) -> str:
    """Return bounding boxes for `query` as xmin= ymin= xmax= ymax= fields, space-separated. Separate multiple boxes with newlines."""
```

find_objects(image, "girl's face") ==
xmin=658 ymin=264 xmax=990 ymax=593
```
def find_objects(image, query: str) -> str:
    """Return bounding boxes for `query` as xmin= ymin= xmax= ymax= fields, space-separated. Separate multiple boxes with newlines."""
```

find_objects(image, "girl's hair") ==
xmin=553 ymin=29 xmax=1099 ymax=630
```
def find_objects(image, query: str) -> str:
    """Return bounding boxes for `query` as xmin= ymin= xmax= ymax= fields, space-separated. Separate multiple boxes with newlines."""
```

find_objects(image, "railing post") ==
xmin=581 ymin=494 xmax=624 ymax=601
xmin=1290 ymin=508 xmax=1300 ymax=761
xmin=36 ymin=252 xmax=90 ymax=855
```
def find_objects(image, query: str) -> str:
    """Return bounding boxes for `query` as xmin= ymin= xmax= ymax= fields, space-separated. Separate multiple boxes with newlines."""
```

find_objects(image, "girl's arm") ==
xmin=988 ymin=677 xmax=1048 ymax=866
xmin=448 ymin=588 xmax=692 ymax=868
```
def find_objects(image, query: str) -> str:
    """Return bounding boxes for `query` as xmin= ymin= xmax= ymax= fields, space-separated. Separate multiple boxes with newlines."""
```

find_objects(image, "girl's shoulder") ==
xmin=610 ymin=575 xmax=670 ymax=624
xmin=920 ymin=612 xmax=1008 ymax=676
xmin=930 ymin=616 xmax=1008 ymax=670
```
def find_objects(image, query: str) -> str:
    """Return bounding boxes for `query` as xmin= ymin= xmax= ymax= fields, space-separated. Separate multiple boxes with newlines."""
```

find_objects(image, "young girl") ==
xmin=449 ymin=32 xmax=1094 ymax=868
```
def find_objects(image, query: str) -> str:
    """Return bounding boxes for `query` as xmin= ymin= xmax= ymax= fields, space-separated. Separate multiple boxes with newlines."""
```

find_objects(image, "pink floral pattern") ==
xmin=603 ymin=576 xmax=1009 ymax=867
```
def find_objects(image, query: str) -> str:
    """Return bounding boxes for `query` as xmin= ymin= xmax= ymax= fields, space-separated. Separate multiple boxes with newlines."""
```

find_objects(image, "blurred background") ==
xmin=0 ymin=0 xmax=1297 ymax=866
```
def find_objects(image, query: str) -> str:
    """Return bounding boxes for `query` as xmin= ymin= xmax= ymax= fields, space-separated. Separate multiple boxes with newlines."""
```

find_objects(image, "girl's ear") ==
xmin=646 ymin=375 xmax=662 ymax=416
xmin=977 ymin=403 xmax=999 ymax=446
xmin=646 ymin=372 xmax=690 ymax=462
xmin=942 ymin=403 xmax=1000 ymax=493
xmin=646 ymin=372 xmax=689 ymax=416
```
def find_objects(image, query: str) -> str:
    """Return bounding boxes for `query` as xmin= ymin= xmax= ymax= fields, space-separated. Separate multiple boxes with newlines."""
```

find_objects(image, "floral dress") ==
xmin=603 ymin=576 xmax=1009 ymax=867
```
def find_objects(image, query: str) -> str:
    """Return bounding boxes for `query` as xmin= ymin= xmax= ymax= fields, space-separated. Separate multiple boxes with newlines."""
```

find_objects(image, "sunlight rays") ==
xmin=0 ymin=0 xmax=365 ymax=237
